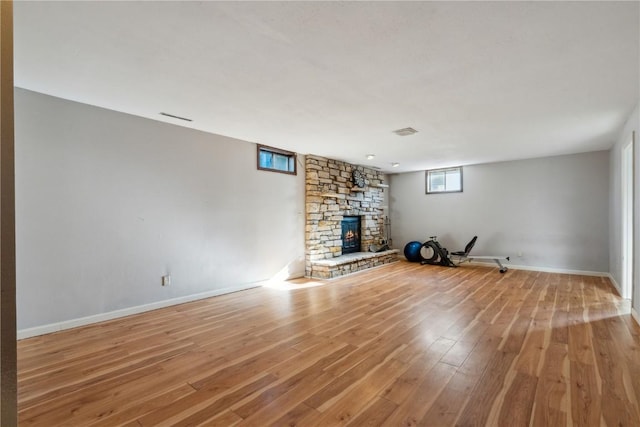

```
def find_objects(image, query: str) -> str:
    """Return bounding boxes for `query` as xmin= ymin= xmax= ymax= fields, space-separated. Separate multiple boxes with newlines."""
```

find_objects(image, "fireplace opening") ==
xmin=342 ymin=216 xmax=361 ymax=254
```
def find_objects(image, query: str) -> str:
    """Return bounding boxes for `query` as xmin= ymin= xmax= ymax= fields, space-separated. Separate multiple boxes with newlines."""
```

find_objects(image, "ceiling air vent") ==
xmin=393 ymin=127 xmax=418 ymax=136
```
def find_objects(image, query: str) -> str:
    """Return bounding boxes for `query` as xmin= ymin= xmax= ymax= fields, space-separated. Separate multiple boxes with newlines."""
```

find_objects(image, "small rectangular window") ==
xmin=426 ymin=167 xmax=462 ymax=193
xmin=257 ymin=144 xmax=297 ymax=175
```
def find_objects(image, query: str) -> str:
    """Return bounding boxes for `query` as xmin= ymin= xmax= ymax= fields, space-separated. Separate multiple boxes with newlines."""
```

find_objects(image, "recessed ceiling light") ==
xmin=393 ymin=127 xmax=418 ymax=136
xmin=391 ymin=163 xmax=400 ymax=168
xmin=160 ymin=112 xmax=193 ymax=122
xmin=366 ymin=154 xmax=376 ymax=160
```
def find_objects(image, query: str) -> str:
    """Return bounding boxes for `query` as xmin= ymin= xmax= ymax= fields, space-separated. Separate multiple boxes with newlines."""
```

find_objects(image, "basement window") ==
xmin=257 ymin=144 xmax=297 ymax=175
xmin=426 ymin=167 xmax=462 ymax=194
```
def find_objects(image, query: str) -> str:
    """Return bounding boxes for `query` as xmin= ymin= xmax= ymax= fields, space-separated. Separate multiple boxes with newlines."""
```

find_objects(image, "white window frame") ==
xmin=426 ymin=166 xmax=463 ymax=194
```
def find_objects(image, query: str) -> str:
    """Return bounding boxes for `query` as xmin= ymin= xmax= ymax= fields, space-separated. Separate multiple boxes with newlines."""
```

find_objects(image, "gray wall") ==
xmin=609 ymin=103 xmax=639 ymax=308
xmin=390 ymin=151 xmax=610 ymax=272
xmin=15 ymin=88 xmax=305 ymax=331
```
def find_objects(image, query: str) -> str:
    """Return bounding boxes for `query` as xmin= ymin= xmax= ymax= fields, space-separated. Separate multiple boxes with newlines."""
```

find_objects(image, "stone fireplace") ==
xmin=305 ymin=155 xmax=398 ymax=278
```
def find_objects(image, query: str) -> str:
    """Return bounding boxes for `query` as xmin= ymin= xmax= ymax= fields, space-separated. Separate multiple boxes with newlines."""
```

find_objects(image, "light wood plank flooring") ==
xmin=17 ymin=261 xmax=640 ymax=426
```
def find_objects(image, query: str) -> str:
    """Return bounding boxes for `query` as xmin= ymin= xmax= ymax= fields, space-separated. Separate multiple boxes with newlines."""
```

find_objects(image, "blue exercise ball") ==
xmin=404 ymin=241 xmax=423 ymax=262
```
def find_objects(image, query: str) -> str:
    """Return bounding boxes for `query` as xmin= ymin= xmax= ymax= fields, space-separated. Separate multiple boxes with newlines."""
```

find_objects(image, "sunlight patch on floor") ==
xmin=261 ymin=263 xmax=327 ymax=290
xmin=261 ymin=278 xmax=327 ymax=290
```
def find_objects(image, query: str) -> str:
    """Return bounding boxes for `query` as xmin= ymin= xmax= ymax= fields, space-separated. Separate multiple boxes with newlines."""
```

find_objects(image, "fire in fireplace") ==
xmin=341 ymin=216 xmax=361 ymax=254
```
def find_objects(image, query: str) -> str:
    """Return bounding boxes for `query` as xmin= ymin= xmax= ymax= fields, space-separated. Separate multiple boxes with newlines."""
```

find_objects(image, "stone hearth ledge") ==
xmin=308 ymin=249 xmax=399 ymax=279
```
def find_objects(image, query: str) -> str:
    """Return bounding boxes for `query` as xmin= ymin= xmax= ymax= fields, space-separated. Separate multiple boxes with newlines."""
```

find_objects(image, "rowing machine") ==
xmin=447 ymin=236 xmax=510 ymax=273
xmin=404 ymin=236 xmax=510 ymax=273
xmin=451 ymin=254 xmax=510 ymax=273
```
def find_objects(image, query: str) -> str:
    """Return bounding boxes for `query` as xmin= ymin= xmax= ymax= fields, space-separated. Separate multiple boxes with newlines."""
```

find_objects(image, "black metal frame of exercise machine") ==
xmin=420 ymin=235 xmax=510 ymax=273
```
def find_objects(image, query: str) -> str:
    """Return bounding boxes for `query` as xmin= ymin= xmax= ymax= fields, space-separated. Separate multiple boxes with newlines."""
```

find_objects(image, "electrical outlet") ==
xmin=162 ymin=275 xmax=171 ymax=286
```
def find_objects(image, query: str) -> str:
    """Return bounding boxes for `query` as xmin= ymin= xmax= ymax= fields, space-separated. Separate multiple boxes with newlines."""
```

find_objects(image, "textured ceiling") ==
xmin=14 ymin=1 xmax=640 ymax=172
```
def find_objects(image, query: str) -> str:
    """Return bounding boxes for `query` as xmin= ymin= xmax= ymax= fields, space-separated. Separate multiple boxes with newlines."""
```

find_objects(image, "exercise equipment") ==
xmin=403 ymin=235 xmax=510 ymax=273
xmin=403 ymin=237 xmax=452 ymax=265
xmin=403 ymin=241 xmax=423 ymax=262
xmin=449 ymin=236 xmax=510 ymax=273
xmin=419 ymin=236 xmax=456 ymax=267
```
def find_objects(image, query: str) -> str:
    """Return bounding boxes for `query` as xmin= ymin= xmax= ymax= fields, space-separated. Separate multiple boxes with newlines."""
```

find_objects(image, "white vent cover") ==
xmin=393 ymin=127 xmax=418 ymax=136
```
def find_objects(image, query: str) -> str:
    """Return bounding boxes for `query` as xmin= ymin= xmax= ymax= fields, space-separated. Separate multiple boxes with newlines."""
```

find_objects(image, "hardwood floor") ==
xmin=17 ymin=261 xmax=640 ymax=426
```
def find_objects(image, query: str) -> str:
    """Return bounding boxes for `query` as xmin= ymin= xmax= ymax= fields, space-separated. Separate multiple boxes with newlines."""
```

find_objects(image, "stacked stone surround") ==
xmin=305 ymin=154 xmax=398 ymax=278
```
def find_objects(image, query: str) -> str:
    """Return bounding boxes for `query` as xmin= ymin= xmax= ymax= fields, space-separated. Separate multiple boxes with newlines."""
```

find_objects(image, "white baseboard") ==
xmin=17 ymin=283 xmax=260 ymax=340
xmin=468 ymin=260 xmax=609 ymax=277
xmin=606 ymin=273 xmax=622 ymax=296
xmin=16 ymin=263 xmax=620 ymax=339
xmin=632 ymin=308 xmax=640 ymax=327
xmin=400 ymin=256 xmax=609 ymax=277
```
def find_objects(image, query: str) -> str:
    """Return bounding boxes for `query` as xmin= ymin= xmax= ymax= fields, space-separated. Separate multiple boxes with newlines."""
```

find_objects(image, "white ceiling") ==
xmin=14 ymin=1 xmax=640 ymax=173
